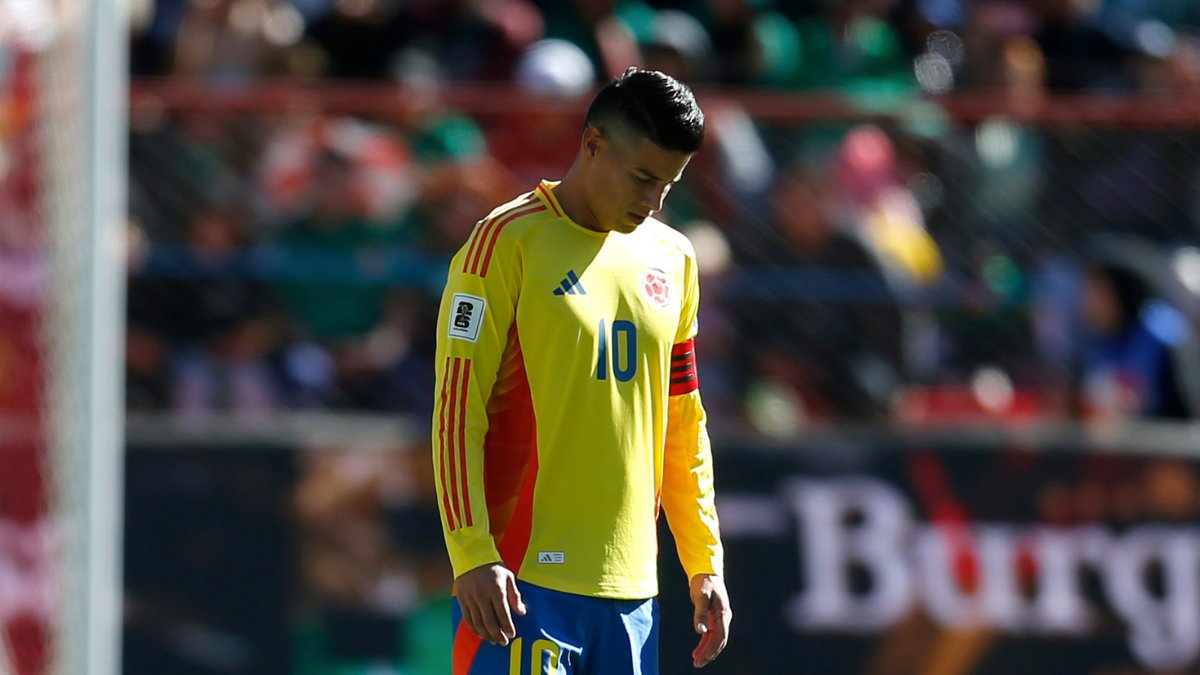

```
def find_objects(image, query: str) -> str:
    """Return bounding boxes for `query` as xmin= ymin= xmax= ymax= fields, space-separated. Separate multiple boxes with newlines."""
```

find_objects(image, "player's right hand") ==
xmin=456 ymin=562 xmax=527 ymax=646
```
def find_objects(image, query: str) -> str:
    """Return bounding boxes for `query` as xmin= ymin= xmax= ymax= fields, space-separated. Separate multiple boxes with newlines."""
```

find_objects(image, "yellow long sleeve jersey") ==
xmin=433 ymin=181 xmax=723 ymax=599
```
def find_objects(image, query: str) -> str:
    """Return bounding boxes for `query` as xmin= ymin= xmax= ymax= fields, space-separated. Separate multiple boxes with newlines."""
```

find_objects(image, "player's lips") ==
xmin=628 ymin=212 xmax=649 ymax=224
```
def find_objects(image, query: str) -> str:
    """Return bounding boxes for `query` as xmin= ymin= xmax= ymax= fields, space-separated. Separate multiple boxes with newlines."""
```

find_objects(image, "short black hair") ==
xmin=584 ymin=68 xmax=705 ymax=155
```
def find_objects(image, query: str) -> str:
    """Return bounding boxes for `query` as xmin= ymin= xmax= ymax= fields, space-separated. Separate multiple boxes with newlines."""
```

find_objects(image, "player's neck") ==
xmin=554 ymin=166 xmax=609 ymax=233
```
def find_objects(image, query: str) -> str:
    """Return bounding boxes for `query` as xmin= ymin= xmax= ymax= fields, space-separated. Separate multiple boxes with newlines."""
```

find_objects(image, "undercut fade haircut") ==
xmin=584 ymin=68 xmax=705 ymax=155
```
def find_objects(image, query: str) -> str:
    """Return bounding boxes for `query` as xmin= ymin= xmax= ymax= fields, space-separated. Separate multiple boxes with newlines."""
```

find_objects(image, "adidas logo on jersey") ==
xmin=537 ymin=551 xmax=565 ymax=564
xmin=553 ymin=270 xmax=587 ymax=296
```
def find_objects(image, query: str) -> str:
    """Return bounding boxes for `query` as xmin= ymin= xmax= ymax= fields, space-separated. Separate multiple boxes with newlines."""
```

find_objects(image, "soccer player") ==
xmin=432 ymin=68 xmax=730 ymax=673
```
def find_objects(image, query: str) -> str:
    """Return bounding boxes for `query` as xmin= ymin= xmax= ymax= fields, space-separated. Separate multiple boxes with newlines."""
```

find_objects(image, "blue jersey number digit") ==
xmin=611 ymin=320 xmax=637 ymax=382
xmin=597 ymin=319 xmax=637 ymax=382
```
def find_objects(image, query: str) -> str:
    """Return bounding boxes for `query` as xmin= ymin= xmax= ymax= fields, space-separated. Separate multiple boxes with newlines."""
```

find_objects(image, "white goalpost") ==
xmin=35 ymin=0 xmax=127 ymax=671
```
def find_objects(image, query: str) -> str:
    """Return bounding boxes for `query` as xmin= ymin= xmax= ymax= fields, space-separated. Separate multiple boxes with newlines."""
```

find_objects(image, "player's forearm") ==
xmin=666 ymin=507 xmax=724 ymax=579
xmin=443 ymin=529 xmax=504 ymax=578
xmin=433 ymin=436 xmax=501 ymax=575
xmin=662 ymin=474 xmax=724 ymax=579
xmin=432 ymin=356 xmax=498 ymax=573
xmin=663 ymin=391 xmax=725 ymax=578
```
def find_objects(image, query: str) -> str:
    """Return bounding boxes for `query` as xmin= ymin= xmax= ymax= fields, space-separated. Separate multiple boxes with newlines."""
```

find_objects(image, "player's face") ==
xmin=586 ymin=128 xmax=693 ymax=233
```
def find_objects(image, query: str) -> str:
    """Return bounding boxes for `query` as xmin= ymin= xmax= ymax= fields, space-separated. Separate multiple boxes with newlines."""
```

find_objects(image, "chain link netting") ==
xmin=123 ymin=91 xmax=1200 ymax=435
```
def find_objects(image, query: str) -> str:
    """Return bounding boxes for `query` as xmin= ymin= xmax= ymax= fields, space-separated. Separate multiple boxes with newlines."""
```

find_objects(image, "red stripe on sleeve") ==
xmin=457 ymin=359 xmax=473 ymax=527
xmin=461 ymin=220 xmax=488 ymax=274
xmin=445 ymin=358 xmax=464 ymax=528
xmin=467 ymin=216 xmax=501 ymax=275
xmin=480 ymin=205 xmax=546 ymax=277
xmin=538 ymin=184 xmax=564 ymax=218
xmin=467 ymin=198 xmax=535 ymax=275
xmin=438 ymin=357 xmax=457 ymax=530
xmin=669 ymin=339 xmax=699 ymax=396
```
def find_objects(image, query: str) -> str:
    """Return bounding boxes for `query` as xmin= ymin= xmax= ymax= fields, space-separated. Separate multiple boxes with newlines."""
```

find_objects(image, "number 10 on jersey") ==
xmin=597 ymin=319 xmax=637 ymax=382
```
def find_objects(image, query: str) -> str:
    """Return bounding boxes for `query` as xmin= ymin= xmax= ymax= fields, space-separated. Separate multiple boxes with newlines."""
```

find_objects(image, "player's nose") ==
xmin=640 ymin=186 xmax=667 ymax=212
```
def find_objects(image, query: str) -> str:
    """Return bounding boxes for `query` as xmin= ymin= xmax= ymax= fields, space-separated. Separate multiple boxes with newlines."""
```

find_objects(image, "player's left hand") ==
xmin=689 ymin=573 xmax=731 ymax=668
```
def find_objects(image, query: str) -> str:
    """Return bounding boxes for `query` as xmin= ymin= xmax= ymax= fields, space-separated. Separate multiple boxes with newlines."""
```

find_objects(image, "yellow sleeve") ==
xmin=661 ymin=253 xmax=724 ymax=579
xmin=432 ymin=219 xmax=522 ymax=578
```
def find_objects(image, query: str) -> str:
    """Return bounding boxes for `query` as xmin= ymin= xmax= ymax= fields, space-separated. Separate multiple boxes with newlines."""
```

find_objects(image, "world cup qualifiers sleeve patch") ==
xmin=448 ymin=293 xmax=486 ymax=343
xmin=669 ymin=339 xmax=698 ymax=395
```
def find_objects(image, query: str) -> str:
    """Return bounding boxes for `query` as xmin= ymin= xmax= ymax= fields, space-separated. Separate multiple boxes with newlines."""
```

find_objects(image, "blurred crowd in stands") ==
xmin=112 ymin=0 xmax=1200 ymax=432
xmin=14 ymin=0 xmax=1200 ymax=428
xmin=129 ymin=0 xmax=1200 ymax=95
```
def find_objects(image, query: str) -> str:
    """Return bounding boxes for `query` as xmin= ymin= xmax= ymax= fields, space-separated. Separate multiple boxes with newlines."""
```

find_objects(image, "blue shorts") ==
xmin=451 ymin=580 xmax=658 ymax=675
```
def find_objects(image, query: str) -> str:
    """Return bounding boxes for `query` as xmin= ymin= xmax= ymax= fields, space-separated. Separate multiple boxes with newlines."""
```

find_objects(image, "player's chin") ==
xmin=618 ymin=213 xmax=646 ymax=232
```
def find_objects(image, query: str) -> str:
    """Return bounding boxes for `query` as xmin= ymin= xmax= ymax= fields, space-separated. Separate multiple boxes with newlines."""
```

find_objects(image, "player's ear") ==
xmin=582 ymin=126 xmax=605 ymax=159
